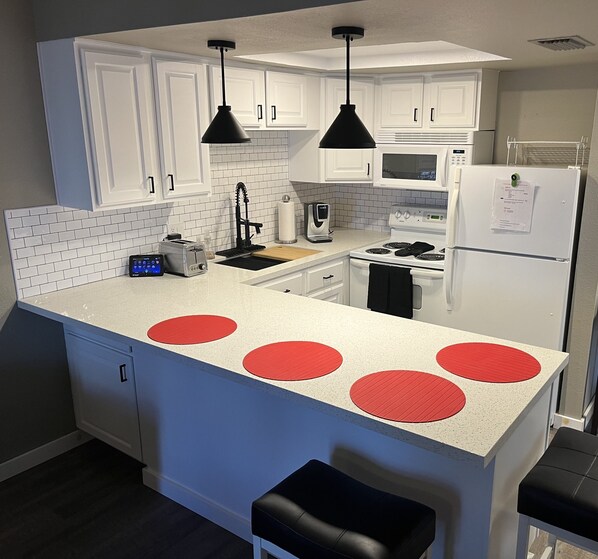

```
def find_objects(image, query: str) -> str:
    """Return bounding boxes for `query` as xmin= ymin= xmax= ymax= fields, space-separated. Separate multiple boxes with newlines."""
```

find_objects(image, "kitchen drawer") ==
xmin=256 ymin=272 xmax=304 ymax=295
xmin=308 ymin=284 xmax=344 ymax=304
xmin=305 ymin=260 xmax=344 ymax=294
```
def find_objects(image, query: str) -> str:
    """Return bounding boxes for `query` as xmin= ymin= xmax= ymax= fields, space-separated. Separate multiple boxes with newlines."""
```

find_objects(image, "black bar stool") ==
xmin=251 ymin=459 xmax=436 ymax=559
xmin=516 ymin=427 xmax=598 ymax=558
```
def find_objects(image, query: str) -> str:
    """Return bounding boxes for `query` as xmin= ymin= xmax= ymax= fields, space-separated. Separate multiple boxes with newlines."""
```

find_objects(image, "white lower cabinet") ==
xmin=255 ymin=257 xmax=347 ymax=304
xmin=64 ymin=330 xmax=142 ymax=461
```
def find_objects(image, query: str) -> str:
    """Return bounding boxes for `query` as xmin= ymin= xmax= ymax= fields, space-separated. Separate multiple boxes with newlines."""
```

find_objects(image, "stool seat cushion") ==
xmin=251 ymin=459 xmax=435 ymax=559
xmin=518 ymin=427 xmax=598 ymax=542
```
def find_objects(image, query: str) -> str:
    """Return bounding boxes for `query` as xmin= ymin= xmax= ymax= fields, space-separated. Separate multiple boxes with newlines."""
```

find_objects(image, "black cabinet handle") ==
xmin=119 ymin=364 xmax=128 ymax=383
xmin=283 ymin=288 xmax=291 ymax=293
xmin=323 ymin=274 xmax=334 ymax=280
xmin=271 ymin=105 xmax=277 ymax=121
xmin=430 ymin=108 xmax=435 ymax=122
xmin=148 ymin=176 xmax=155 ymax=194
xmin=367 ymin=163 xmax=370 ymax=176
xmin=257 ymin=104 xmax=263 ymax=120
xmin=413 ymin=108 xmax=418 ymax=122
xmin=168 ymin=174 xmax=175 ymax=191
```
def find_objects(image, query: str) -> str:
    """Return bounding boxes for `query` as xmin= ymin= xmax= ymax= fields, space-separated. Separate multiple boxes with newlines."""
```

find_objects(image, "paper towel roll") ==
xmin=277 ymin=197 xmax=297 ymax=244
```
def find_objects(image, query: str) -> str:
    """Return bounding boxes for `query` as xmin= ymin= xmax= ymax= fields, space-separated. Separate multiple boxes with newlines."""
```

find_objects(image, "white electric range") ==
xmin=349 ymin=205 xmax=448 ymax=323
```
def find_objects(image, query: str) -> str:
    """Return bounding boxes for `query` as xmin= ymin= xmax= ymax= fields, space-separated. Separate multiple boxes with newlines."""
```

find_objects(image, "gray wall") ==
xmin=0 ymin=0 xmax=75 ymax=462
xmin=493 ymin=64 xmax=598 ymax=420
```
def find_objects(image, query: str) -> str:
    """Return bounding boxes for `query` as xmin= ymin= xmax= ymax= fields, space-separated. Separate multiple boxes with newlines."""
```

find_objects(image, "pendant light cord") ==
xmin=220 ymin=47 xmax=227 ymax=106
xmin=345 ymin=34 xmax=351 ymax=106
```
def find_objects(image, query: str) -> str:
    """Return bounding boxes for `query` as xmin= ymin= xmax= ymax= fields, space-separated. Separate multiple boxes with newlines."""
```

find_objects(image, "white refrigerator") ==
xmin=443 ymin=165 xmax=582 ymax=352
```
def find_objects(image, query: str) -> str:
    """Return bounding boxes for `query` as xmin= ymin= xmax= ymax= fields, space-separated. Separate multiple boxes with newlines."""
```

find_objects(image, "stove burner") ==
xmin=365 ymin=247 xmax=391 ymax=255
xmin=383 ymin=242 xmax=411 ymax=250
xmin=416 ymin=253 xmax=445 ymax=261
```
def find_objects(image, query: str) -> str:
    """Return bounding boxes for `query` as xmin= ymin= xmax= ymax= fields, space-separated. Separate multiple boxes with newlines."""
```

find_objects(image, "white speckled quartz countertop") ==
xmin=17 ymin=229 xmax=568 ymax=467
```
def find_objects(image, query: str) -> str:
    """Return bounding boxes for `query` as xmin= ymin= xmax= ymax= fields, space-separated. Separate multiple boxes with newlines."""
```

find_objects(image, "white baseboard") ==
xmin=142 ymin=467 xmax=251 ymax=542
xmin=552 ymin=413 xmax=586 ymax=431
xmin=0 ymin=430 xmax=92 ymax=483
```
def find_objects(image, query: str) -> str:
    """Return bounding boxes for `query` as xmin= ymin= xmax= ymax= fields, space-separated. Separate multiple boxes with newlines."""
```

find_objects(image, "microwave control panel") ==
xmin=449 ymin=147 xmax=472 ymax=166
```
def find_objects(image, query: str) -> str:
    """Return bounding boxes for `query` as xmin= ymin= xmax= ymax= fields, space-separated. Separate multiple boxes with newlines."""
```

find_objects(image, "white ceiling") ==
xmin=84 ymin=0 xmax=598 ymax=73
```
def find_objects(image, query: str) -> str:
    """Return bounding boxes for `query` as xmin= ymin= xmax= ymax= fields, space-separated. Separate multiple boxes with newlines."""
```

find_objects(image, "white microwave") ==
xmin=373 ymin=131 xmax=494 ymax=190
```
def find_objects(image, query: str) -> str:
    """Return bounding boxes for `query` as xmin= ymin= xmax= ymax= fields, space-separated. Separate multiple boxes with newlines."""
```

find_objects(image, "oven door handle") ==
xmin=410 ymin=268 xmax=443 ymax=280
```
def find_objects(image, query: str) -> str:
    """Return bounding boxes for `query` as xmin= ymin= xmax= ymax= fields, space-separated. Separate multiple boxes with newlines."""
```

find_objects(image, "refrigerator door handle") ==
xmin=447 ymin=167 xmax=462 ymax=248
xmin=444 ymin=247 xmax=454 ymax=311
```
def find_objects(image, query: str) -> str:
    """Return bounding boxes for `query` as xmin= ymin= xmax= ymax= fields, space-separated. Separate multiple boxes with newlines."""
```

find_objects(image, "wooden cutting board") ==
xmin=253 ymin=246 xmax=322 ymax=261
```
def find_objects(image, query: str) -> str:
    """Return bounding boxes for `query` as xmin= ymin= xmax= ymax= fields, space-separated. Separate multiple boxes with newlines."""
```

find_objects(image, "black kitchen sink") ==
xmin=214 ymin=254 xmax=284 ymax=271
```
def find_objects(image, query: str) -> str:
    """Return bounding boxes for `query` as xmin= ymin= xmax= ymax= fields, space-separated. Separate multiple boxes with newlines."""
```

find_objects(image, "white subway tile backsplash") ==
xmin=5 ymin=131 xmax=448 ymax=299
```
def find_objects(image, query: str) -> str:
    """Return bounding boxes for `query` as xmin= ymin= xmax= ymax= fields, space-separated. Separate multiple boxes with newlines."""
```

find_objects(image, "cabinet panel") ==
xmin=266 ymin=71 xmax=308 ymax=127
xmin=82 ymin=50 xmax=158 ymax=207
xmin=210 ymin=66 xmax=265 ymax=128
xmin=324 ymin=79 xmax=374 ymax=182
xmin=65 ymin=331 xmax=142 ymax=460
xmin=256 ymin=272 xmax=304 ymax=295
xmin=154 ymin=60 xmax=211 ymax=199
xmin=305 ymin=259 xmax=344 ymax=294
xmin=427 ymin=73 xmax=477 ymax=128
xmin=308 ymin=284 xmax=344 ymax=304
xmin=378 ymin=76 xmax=424 ymax=129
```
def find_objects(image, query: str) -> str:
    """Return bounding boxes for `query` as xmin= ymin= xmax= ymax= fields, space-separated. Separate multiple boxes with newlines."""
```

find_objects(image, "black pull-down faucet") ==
xmin=235 ymin=182 xmax=264 ymax=251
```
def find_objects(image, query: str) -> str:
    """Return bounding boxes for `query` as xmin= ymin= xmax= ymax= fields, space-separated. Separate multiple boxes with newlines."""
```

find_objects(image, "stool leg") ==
xmin=252 ymin=535 xmax=268 ymax=559
xmin=515 ymin=514 xmax=532 ymax=559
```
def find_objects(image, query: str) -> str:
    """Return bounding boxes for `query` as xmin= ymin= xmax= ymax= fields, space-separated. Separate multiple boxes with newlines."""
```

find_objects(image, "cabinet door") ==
xmin=378 ymin=76 xmax=424 ymax=128
xmin=210 ymin=66 xmax=266 ymax=128
xmin=308 ymin=284 xmax=344 ymax=304
xmin=81 ymin=50 xmax=159 ymax=207
xmin=154 ymin=60 xmax=211 ymax=199
xmin=325 ymin=79 xmax=374 ymax=182
xmin=266 ymin=71 xmax=308 ymax=127
xmin=65 ymin=332 xmax=142 ymax=460
xmin=427 ymin=73 xmax=477 ymax=128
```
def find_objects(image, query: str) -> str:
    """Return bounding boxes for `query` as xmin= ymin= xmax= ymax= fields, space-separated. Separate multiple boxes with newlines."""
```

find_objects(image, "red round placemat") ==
xmin=243 ymin=341 xmax=343 ymax=381
xmin=436 ymin=342 xmax=541 ymax=383
xmin=350 ymin=370 xmax=465 ymax=423
xmin=147 ymin=315 xmax=237 ymax=344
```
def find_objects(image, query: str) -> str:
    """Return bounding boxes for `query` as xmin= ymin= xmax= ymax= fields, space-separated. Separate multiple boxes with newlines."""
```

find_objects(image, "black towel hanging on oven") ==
xmin=387 ymin=266 xmax=413 ymax=319
xmin=367 ymin=263 xmax=389 ymax=313
xmin=367 ymin=264 xmax=413 ymax=319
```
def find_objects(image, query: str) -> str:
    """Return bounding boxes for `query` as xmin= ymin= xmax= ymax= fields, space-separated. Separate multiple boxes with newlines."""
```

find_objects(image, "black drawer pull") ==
xmin=168 ymin=174 xmax=175 ymax=191
xmin=323 ymin=274 xmax=334 ymax=280
xmin=271 ymin=105 xmax=277 ymax=121
xmin=283 ymin=288 xmax=291 ymax=293
xmin=413 ymin=108 xmax=418 ymax=122
xmin=430 ymin=108 xmax=435 ymax=122
xmin=148 ymin=176 xmax=155 ymax=194
xmin=257 ymin=104 xmax=263 ymax=120
xmin=119 ymin=364 xmax=128 ymax=383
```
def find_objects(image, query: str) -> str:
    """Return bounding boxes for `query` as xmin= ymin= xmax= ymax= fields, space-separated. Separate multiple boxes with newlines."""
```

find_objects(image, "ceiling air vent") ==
xmin=529 ymin=35 xmax=594 ymax=51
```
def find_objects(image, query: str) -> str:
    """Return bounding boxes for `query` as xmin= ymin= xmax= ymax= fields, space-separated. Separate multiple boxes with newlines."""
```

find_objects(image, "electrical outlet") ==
xmin=167 ymin=223 xmax=180 ymax=235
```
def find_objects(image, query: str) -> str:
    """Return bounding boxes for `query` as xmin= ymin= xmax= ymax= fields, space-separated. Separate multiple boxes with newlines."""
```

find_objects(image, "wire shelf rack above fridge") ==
xmin=506 ymin=136 xmax=589 ymax=168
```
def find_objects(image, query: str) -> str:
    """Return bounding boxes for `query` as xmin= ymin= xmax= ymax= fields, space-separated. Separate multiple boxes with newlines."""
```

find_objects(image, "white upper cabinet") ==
xmin=375 ymin=70 xmax=498 ymax=133
xmin=154 ymin=60 xmax=211 ymax=199
xmin=324 ymin=78 xmax=374 ymax=182
xmin=426 ymin=73 xmax=477 ymax=128
xmin=209 ymin=66 xmax=319 ymax=130
xmin=37 ymin=39 xmax=212 ymax=211
xmin=265 ymin=71 xmax=309 ymax=127
xmin=377 ymin=76 xmax=424 ymax=128
xmin=82 ymin=49 xmax=160 ymax=208
xmin=288 ymin=76 xmax=374 ymax=184
xmin=209 ymin=65 xmax=265 ymax=127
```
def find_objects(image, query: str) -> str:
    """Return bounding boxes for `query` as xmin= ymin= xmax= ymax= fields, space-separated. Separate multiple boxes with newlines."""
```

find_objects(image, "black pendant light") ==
xmin=201 ymin=40 xmax=250 ymax=144
xmin=319 ymin=27 xmax=376 ymax=149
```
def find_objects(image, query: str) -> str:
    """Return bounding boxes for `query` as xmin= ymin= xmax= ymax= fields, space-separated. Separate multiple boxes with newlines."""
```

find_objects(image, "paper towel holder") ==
xmin=276 ymin=194 xmax=297 ymax=244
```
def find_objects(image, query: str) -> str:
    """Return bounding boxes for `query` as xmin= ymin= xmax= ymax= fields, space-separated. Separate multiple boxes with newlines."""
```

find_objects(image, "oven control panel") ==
xmin=389 ymin=205 xmax=447 ymax=231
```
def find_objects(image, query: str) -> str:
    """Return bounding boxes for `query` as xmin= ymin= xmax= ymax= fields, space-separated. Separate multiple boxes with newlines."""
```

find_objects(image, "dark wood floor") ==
xmin=0 ymin=439 xmax=254 ymax=559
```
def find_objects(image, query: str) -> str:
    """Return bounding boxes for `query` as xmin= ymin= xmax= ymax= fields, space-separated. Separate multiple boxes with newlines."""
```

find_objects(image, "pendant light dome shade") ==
xmin=319 ymin=27 xmax=375 ymax=149
xmin=201 ymin=40 xmax=250 ymax=144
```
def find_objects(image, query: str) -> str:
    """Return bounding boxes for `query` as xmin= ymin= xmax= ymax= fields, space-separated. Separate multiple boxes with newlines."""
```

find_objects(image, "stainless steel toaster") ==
xmin=159 ymin=239 xmax=208 ymax=277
